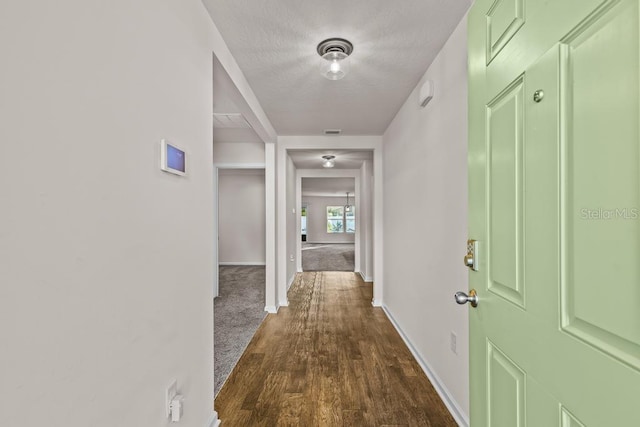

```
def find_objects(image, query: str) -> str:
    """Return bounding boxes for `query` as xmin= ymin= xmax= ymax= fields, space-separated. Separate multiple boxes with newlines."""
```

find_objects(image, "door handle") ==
xmin=455 ymin=289 xmax=478 ymax=307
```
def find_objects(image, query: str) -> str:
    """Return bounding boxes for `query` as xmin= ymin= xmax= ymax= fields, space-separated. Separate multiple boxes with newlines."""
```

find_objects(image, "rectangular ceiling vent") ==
xmin=323 ymin=129 xmax=341 ymax=135
xmin=213 ymin=113 xmax=251 ymax=129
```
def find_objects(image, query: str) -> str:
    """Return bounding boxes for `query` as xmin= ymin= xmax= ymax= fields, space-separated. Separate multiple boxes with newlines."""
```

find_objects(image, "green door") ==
xmin=467 ymin=0 xmax=640 ymax=425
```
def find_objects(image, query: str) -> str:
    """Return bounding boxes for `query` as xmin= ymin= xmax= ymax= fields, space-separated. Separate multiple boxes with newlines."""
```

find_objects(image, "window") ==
xmin=327 ymin=206 xmax=355 ymax=233
xmin=301 ymin=206 xmax=307 ymax=235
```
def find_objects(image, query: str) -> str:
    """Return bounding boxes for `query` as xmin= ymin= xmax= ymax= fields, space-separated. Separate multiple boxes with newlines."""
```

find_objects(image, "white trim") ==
xmin=213 ymin=162 xmax=266 ymax=169
xmin=287 ymin=273 xmax=296 ymax=290
xmin=358 ymin=271 xmax=373 ymax=282
xmin=304 ymin=241 xmax=355 ymax=245
xmin=382 ymin=305 xmax=470 ymax=427
xmin=264 ymin=305 xmax=278 ymax=314
xmin=264 ymin=144 xmax=277 ymax=313
xmin=206 ymin=411 xmax=221 ymax=427
xmin=219 ymin=262 xmax=266 ymax=266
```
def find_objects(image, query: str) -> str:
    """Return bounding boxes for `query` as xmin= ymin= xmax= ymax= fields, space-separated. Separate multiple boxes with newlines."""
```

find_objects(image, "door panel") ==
xmin=468 ymin=0 xmax=640 ymax=425
xmin=486 ymin=0 xmax=525 ymax=64
xmin=560 ymin=0 xmax=640 ymax=370
xmin=561 ymin=407 xmax=586 ymax=427
xmin=487 ymin=341 xmax=525 ymax=427
xmin=486 ymin=77 xmax=525 ymax=307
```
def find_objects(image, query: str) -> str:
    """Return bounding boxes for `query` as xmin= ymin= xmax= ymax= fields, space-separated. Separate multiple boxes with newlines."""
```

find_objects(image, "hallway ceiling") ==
xmin=202 ymin=0 xmax=471 ymax=136
xmin=289 ymin=149 xmax=372 ymax=170
xmin=213 ymin=56 xmax=263 ymax=143
xmin=302 ymin=178 xmax=355 ymax=197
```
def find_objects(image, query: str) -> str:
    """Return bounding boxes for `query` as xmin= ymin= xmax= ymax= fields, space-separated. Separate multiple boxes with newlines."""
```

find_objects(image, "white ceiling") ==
xmin=302 ymin=178 xmax=355 ymax=197
xmin=203 ymin=0 xmax=471 ymax=136
xmin=212 ymin=56 xmax=263 ymax=143
xmin=289 ymin=149 xmax=373 ymax=169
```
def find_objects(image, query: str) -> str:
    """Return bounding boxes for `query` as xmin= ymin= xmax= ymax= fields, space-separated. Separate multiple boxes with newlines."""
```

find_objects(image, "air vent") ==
xmin=212 ymin=113 xmax=251 ymax=129
xmin=324 ymin=129 xmax=341 ymax=135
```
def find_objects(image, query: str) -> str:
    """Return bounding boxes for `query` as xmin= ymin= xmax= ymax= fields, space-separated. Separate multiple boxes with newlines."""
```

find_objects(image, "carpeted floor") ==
xmin=214 ymin=265 xmax=266 ymax=396
xmin=301 ymin=243 xmax=355 ymax=271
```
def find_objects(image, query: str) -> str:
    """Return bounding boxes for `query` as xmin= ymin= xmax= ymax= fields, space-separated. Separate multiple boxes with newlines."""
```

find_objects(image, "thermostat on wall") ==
xmin=160 ymin=139 xmax=186 ymax=176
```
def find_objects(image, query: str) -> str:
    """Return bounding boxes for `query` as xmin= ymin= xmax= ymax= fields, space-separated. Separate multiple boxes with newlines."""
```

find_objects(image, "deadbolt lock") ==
xmin=464 ymin=239 xmax=479 ymax=271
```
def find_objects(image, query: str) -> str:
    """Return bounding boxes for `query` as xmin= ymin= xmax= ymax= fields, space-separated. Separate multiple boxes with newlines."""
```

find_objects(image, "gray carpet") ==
xmin=214 ymin=265 xmax=266 ymax=396
xmin=301 ymin=243 xmax=355 ymax=271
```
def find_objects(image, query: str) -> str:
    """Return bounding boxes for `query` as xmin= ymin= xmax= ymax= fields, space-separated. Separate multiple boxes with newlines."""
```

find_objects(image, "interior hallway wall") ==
xmin=0 ymin=0 xmax=217 ymax=425
xmin=285 ymin=155 xmax=297 ymax=288
xmin=302 ymin=196 xmax=357 ymax=244
xmin=213 ymin=141 xmax=265 ymax=164
xmin=382 ymin=15 xmax=470 ymax=424
xmin=218 ymin=170 xmax=266 ymax=265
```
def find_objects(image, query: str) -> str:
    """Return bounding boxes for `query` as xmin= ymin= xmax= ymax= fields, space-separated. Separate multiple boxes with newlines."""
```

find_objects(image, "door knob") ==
xmin=455 ymin=289 xmax=478 ymax=307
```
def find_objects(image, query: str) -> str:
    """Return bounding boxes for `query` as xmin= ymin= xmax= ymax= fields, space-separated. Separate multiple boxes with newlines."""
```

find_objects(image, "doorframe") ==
xmin=295 ymin=169 xmax=361 ymax=274
xmin=212 ymin=162 xmax=266 ymax=300
xmin=276 ymin=136 xmax=384 ymax=307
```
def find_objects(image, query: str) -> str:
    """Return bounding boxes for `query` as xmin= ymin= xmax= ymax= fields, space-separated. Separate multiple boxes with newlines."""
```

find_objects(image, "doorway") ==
xmin=213 ymin=167 xmax=267 ymax=395
xmin=301 ymin=177 xmax=356 ymax=272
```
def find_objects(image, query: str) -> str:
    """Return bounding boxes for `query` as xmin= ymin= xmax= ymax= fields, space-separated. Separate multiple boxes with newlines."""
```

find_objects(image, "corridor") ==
xmin=215 ymin=272 xmax=455 ymax=426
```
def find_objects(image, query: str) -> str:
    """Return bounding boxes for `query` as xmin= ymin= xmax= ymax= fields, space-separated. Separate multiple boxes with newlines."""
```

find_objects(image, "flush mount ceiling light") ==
xmin=317 ymin=38 xmax=353 ymax=81
xmin=322 ymin=155 xmax=335 ymax=168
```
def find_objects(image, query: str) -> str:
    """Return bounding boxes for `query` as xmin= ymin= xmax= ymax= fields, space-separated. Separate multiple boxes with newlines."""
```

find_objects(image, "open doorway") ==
xmin=214 ymin=167 xmax=267 ymax=395
xmin=301 ymin=177 xmax=356 ymax=272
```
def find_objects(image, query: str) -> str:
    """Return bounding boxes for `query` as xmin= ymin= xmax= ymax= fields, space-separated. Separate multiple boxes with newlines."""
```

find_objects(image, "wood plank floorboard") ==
xmin=215 ymin=272 xmax=457 ymax=427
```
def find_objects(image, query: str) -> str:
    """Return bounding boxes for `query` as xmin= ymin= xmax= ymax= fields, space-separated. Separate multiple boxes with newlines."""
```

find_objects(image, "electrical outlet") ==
xmin=165 ymin=379 xmax=177 ymax=418
xmin=450 ymin=332 xmax=457 ymax=354
xmin=289 ymin=254 xmax=294 ymax=262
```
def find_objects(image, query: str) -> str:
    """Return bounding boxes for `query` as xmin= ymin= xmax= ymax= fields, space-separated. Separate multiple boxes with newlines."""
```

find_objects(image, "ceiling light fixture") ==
xmin=322 ymin=155 xmax=335 ymax=168
xmin=317 ymin=38 xmax=353 ymax=81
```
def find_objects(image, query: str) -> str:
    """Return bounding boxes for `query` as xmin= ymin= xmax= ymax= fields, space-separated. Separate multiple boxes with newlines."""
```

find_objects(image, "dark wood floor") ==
xmin=214 ymin=272 xmax=457 ymax=427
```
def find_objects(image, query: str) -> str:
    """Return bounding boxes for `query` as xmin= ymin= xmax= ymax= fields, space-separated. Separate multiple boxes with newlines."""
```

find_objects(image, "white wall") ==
xmin=359 ymin=160 xmax=374 ymax=281
xmin=218 ymin=170 xmax=266 ymax=265
xmin=382 ymin=16 xmax=470 ymax=425
xmin=302 ymin=196 xmax=357 ymax=244
xmin=285 ymin=155 xmax=297 ymax=288
xmin=0 ymin=1 xmax=217 ymax=426
xmin=213 ymin=141 xmax=265 ymax=164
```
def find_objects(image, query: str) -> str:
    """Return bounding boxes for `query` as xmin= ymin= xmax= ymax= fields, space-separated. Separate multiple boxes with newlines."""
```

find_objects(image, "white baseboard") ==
xmin=371 ymin=299 xmax=382 ymax=307
xmin=264 ymin=305 xmax=278 ymax=314
xmin=206 ymin=411 xmax=221 ymax=427
xmin=279 ymin=299 xmax=289 ymax=307
xmin=219 ymin=262 xmax=266 ymax=266
xmin=287 ymin=274 xmax=296 ymax=290
xmin=358 ymin=271 xmax=373 ymax=282
xmin=382 ymin=305 xmax=469 ymax=427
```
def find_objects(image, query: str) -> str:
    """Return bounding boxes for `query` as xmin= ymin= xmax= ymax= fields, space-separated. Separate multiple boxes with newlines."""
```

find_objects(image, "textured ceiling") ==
xmin=203 ymin=0 xmax=472 ymax=136
xmin=289 ymin=149 xmax=373 ymax=170
xmin=212 ymin=55 xmax=263 ymax=143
